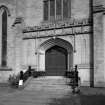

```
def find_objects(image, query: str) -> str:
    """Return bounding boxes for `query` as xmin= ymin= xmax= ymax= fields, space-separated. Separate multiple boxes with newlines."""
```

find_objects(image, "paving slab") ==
xmin=0 ymin=77 xmax=73 ymax=105
xmin=1 ymin=78 xmax=105 ymax=105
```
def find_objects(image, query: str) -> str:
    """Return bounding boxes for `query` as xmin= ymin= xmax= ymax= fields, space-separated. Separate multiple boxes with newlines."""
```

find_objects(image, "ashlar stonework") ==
xmin=0 ymin=0 xmax=105 ymax=87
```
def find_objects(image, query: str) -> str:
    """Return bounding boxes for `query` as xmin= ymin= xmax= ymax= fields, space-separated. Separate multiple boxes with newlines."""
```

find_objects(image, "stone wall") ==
xmin=0 ymin=0 xmax=25 ymax=82
xmin=71 ymin=0 xmax=89 ymax=18
xmin=23 ymin=0 xmax=89 ymax=26
xmin=21 ymin=0 xmax=91 ymax=86
xmin=0 ymin=0 xmax=16 ymax=82
xmin=0 ymin=0 xmax=103 ymax=86
xmin=93 ymin=8 xmax=105 ymax=87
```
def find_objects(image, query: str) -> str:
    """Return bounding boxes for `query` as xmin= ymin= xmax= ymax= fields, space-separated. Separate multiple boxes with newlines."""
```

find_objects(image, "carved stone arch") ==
xmin=40 ymin=38 xmax=73 ymax=53
xmin=0 ymin=5 xmax=11 ymax=16
xmin=38 ymin=38 xmax=73 ymax=72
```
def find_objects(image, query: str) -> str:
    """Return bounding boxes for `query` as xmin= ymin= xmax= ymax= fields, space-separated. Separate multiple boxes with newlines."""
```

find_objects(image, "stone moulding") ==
xmin=93 ymin=5 xmax=105 ymax=13
xmin=23 ymin=30 xmax=90 ymax=40
xmin=12 ymin=17 xmax=24 ymax=27
xmin=23 ymin=18 xmax=90 ymax=33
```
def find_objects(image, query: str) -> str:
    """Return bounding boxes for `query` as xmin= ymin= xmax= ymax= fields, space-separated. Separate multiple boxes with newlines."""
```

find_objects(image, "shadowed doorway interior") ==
xmin=45 ymin=45 xmax=67 ymax=76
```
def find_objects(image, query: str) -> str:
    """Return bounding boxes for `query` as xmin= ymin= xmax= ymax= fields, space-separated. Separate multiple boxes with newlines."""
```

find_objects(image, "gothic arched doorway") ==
xmin=39 ymin=38 xmax=73 ymax=74
xmin=45 ymin=45 xmax=67 ymax=76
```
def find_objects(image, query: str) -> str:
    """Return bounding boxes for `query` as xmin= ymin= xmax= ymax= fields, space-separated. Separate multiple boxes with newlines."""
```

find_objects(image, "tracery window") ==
xmin=43 ymin=0 xmax=71 ymax=21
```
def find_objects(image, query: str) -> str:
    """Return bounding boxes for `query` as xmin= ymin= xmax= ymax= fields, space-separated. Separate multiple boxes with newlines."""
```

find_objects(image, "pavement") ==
xmin=0 ymin=77 xmax=105 ymax=105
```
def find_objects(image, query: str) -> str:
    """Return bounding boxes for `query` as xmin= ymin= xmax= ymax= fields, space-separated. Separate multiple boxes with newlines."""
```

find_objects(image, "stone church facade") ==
xmin=0 ymin=0 xmax=105 ymax=87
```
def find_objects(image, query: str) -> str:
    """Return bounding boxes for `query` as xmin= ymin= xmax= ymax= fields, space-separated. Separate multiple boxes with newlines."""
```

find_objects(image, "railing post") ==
xmin=28 ymin=66 xmax=32 ymax=76
xmin=72 ymin=65 xmax=80 ymax=93
xmin=19 ymin=71 xmax=24 ymax=88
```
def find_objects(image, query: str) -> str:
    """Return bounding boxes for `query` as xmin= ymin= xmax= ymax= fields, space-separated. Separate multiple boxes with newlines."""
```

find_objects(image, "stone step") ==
xmin=25 ymin=85 xmax=71 ymax=91
xmin=25 ymin=76 xmax=70 ymax=91
xmin=29 ymin=81 xmax=67 ymax=85
xmin=26 ymin=84 xmax=69 ymax=88
xmin=29 ymin=77 xmax=68 ymax=82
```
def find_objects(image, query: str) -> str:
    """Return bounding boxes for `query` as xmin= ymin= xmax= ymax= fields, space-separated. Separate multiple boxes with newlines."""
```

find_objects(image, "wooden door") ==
xmin=45 ymin=45 xmax=67 ymax=76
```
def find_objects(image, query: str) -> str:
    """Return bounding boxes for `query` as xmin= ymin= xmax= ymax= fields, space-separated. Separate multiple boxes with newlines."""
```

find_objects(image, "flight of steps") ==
xmin=25 ymin=76 xmax=71 ymax=91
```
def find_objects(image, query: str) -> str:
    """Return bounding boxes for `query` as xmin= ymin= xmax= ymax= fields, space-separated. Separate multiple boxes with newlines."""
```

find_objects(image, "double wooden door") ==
xmin=45 ymin=45 xmax=67 ymax=76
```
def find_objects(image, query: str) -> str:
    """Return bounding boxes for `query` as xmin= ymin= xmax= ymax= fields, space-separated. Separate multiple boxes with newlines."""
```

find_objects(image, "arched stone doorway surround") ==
xmin=38 ymin=38 xmax=73 ymax=74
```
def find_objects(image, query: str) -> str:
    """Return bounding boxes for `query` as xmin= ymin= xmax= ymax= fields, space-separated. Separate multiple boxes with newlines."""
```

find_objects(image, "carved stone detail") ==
xmin=23 ymin=18 xmax=90 ymax=33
